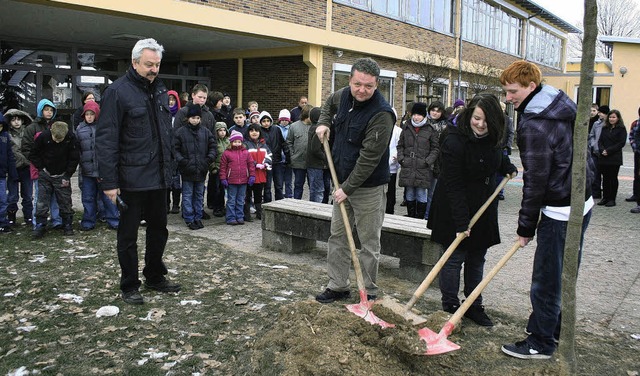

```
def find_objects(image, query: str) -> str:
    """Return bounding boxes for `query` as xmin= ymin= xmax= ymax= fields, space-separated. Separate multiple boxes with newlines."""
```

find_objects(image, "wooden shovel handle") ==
xmin=404 ymin=175 xmax=511 ymax=312
xmin=322 ymin=138 xmax=368 ymax=298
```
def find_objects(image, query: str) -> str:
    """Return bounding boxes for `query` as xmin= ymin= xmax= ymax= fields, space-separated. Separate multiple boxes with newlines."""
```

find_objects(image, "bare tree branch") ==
xmin=568 ymin=0 xmax=640 ymax=58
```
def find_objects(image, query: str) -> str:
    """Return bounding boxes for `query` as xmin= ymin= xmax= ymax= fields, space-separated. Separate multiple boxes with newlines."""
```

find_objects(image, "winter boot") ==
xmin=416 ymin=201 xmax=427 ymax=219
xmin=7 ymin=210 xmax=17 ymax=225
xmin=62 ymin=215 xmax=74 ymax=236
xmin=170 ymin=190 xmax=181 ymax=213
xmin=406 ymin=201 xmax=417 ymax=217
xmin=255 ymin=204 xmax=262 ymax=220
xmin=244 ymin=204 xmax=253 ymax=222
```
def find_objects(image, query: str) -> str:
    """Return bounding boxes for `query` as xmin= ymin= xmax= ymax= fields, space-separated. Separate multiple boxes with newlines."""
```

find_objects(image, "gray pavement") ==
xmin=68 ymin=147 xmax=640 ymax=337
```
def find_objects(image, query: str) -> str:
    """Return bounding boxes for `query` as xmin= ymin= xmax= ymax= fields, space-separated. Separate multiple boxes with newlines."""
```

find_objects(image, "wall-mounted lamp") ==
xmin=335 ymin=50 xmax=343 ymax=58
xmin=620 ymin=66 xmax=628 ymax=77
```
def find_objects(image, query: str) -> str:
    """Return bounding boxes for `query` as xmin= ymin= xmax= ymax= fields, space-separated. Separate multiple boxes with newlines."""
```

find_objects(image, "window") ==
xmin=526 ymin=24 xmax=562 ymax=69
xmin=336 ymin=0 xmax=453 ymax=34
xmin=461 ymin=0 xmax=521 ymax=56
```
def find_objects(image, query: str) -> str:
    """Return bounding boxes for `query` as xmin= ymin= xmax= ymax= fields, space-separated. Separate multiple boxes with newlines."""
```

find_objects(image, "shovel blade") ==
xmin=346 ymin=301 xmax=395 ymax=329
xmin=417 ymin=325 xmax=460 ymax=355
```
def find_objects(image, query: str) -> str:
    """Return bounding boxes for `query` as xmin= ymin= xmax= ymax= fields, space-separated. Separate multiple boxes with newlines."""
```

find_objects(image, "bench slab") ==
xmin=262 ymin=199 xmax=440 ymax=282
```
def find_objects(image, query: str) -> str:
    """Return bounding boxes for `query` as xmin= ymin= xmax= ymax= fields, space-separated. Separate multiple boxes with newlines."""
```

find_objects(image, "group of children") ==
xmin=0 ymin=97 xmax=117 ymax=238
xmin=1 ymin=89 xmax=328 ymax=236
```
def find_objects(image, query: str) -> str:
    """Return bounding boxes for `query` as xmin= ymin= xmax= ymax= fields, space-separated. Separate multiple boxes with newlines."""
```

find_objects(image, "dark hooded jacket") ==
xmin=5 ymin=109 xmax=33 ymax=169
xmin=174 ymin=123 xmax=216 ymax=182
xmin=29 ymin=128 xmax=79 ymax=180
xmin=515 ymin=84 xmax=592 ymax=238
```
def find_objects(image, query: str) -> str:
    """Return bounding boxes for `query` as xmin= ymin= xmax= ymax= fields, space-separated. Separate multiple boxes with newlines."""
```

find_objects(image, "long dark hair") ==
xmin=455 ymin=93 xmax=505 ymax=148
xmin=606 ymin=109 xmax=624 ymax=129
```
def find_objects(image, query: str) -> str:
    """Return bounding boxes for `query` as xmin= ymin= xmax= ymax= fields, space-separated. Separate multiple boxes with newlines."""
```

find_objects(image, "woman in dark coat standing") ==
xmin=397 ymin=102 xmax=440 ymax=218
xmin=596 ymin=109 xmax=627 ymax=207
xmin=427 ymin=93 xmax=517 ymax=327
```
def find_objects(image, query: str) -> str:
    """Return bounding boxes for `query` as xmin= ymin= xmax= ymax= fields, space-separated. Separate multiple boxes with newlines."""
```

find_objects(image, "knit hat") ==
xmin=309 ymin=107 xmax=321 ymax=124
xmin=229 ymin=130 xmax=243 ymax=142
xmin=82 ymin=101 xmax=101 ymax=121
xmin=453 ymin=99 xmax=465 ymax=108
xmin=278 ymin=109 xmax=291 ymax=121
xmin=412 ymin=102 xmax=428 ymax=117
xmin=259 ymin=111 xmax=273 ymax=123
xmin=598 ymin=105 xmax=610 ymax=114
xmin=249 ymin=111 xmax=260 ymax=120
xmin=187 ymin=103 xmax=202 ymax=118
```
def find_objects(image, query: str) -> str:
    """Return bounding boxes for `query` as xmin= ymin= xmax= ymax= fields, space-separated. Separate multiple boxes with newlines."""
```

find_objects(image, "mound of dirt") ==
xmin=250 ymin=300 xmax=522 ymax=376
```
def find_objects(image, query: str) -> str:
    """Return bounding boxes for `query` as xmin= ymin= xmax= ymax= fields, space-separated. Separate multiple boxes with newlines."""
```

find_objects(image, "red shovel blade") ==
xmin=417 ymin=322 xmax=460 ymax=355
xmin=345 ymin=290 xmax=395 ymax=329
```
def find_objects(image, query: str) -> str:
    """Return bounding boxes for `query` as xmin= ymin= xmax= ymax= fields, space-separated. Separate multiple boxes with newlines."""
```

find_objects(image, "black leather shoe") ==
xmin=604 ymin=200 xmax=616 ymax=207
xmin=597 ymin=199 xmax=609 ymax=206
xmin=625 ymin=196 xmax=637 ymax=202
xmin=145 ymin=279 xmax=181 ymax=293
xmin=122 ymin=290 xmax=144 ymax=305
xmin=464 ymin=305 xmax=494 ymax=326
xmin=315 ymin=288 xmax=351 ymax=304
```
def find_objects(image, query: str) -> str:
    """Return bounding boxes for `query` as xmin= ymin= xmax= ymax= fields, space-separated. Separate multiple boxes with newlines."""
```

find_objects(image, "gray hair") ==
xmin=131 ymin=38 xmax=164 ymax=62
xmin=350 ymin=58 xmax=380 ymax=78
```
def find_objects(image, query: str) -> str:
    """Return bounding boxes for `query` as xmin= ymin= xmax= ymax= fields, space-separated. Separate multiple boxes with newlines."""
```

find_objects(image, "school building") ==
xmin=545 ymin=36 xmax=640 ymax=127
xmin=1 ymin=0 xmax=579 ymax=124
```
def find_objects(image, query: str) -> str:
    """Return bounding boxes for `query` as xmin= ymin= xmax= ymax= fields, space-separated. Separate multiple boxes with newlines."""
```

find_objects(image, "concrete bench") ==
xmin=261 ymin=199 xmax=440 ymax=282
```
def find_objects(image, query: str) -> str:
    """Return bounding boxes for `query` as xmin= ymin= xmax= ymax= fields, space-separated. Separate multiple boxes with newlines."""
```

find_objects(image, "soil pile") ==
xmin=251 ymin=301 xmax=639 ymax=376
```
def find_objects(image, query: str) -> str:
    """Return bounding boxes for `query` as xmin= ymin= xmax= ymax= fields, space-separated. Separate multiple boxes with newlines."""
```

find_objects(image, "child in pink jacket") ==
xmin=219 ymin=130 xmax=255 ymax=225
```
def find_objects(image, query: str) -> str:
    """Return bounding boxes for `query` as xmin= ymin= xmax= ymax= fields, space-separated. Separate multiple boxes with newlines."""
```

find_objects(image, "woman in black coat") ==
xmin=427 ymin=93 xmax=517 ymax=327
xmin=597 ymin=109 xmax=627 ymax=207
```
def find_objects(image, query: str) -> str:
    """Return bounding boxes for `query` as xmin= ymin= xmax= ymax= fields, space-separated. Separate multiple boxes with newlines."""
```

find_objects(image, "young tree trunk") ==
xmin=558 ymin=0 xmax=598 ymax=374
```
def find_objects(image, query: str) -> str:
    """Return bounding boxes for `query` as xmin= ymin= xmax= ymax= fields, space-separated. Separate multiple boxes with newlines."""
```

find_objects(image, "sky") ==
xmin=532 ymin=0 xmax=584 ymax=24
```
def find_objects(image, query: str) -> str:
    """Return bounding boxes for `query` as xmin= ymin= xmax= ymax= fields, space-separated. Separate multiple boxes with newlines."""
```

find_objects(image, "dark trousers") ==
xmin=590 ymin=154 xmax=602 ymax=197
xmin=209 ymin=172 xmax=225 ymax=212
xmin=633 ymin=152 xmax=640 ymax=202
xmin=35 ymin=172 xmax=73 ymax=226
xmin=117 ymin=189 xmax=168 ymax=293
xmin=7 ymin=166 xmax=33 ymax=219
xmin=526 ymin=211 xmax=591 ymax=352
xmin=439 ymin=246 xmax=488 ymax=309
xmin=600 ymin=164 xmax=621 ymax=201
xmin=386 ymin=173 xmax=397 ymax=214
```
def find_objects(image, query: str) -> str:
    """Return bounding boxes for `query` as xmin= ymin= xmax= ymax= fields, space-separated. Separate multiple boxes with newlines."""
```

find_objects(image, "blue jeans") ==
xmin=439 ymin=246 xmax=488 ymax=308
xmin=264 ymin=163 xmax=285 ymax=203
xmin=307 ymin=168 xmax=326 ymax=203
xmin=181 ymin=180 xmax=205 ymax=223
xmin=0 ymin=178 xmax=8 ymax=227
xmin=292 ymin=168 xmax=308 ymax=199
xmin=32 ymin=179 xmax=61 ymax=228
xmin=226 ymin=184 xmax=246 ymax=222
xmin=81 ymin=176 xmax=119 ymax=229
xmin=7 ymin=167 xmax=33 ymax=219
xmin=284 ymin=165 xmax=293 ymax=198
xmin=526 ymin=210 xmax=591 ymax=353
xmin=405 ymin=186 xmax=427 ymax=203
